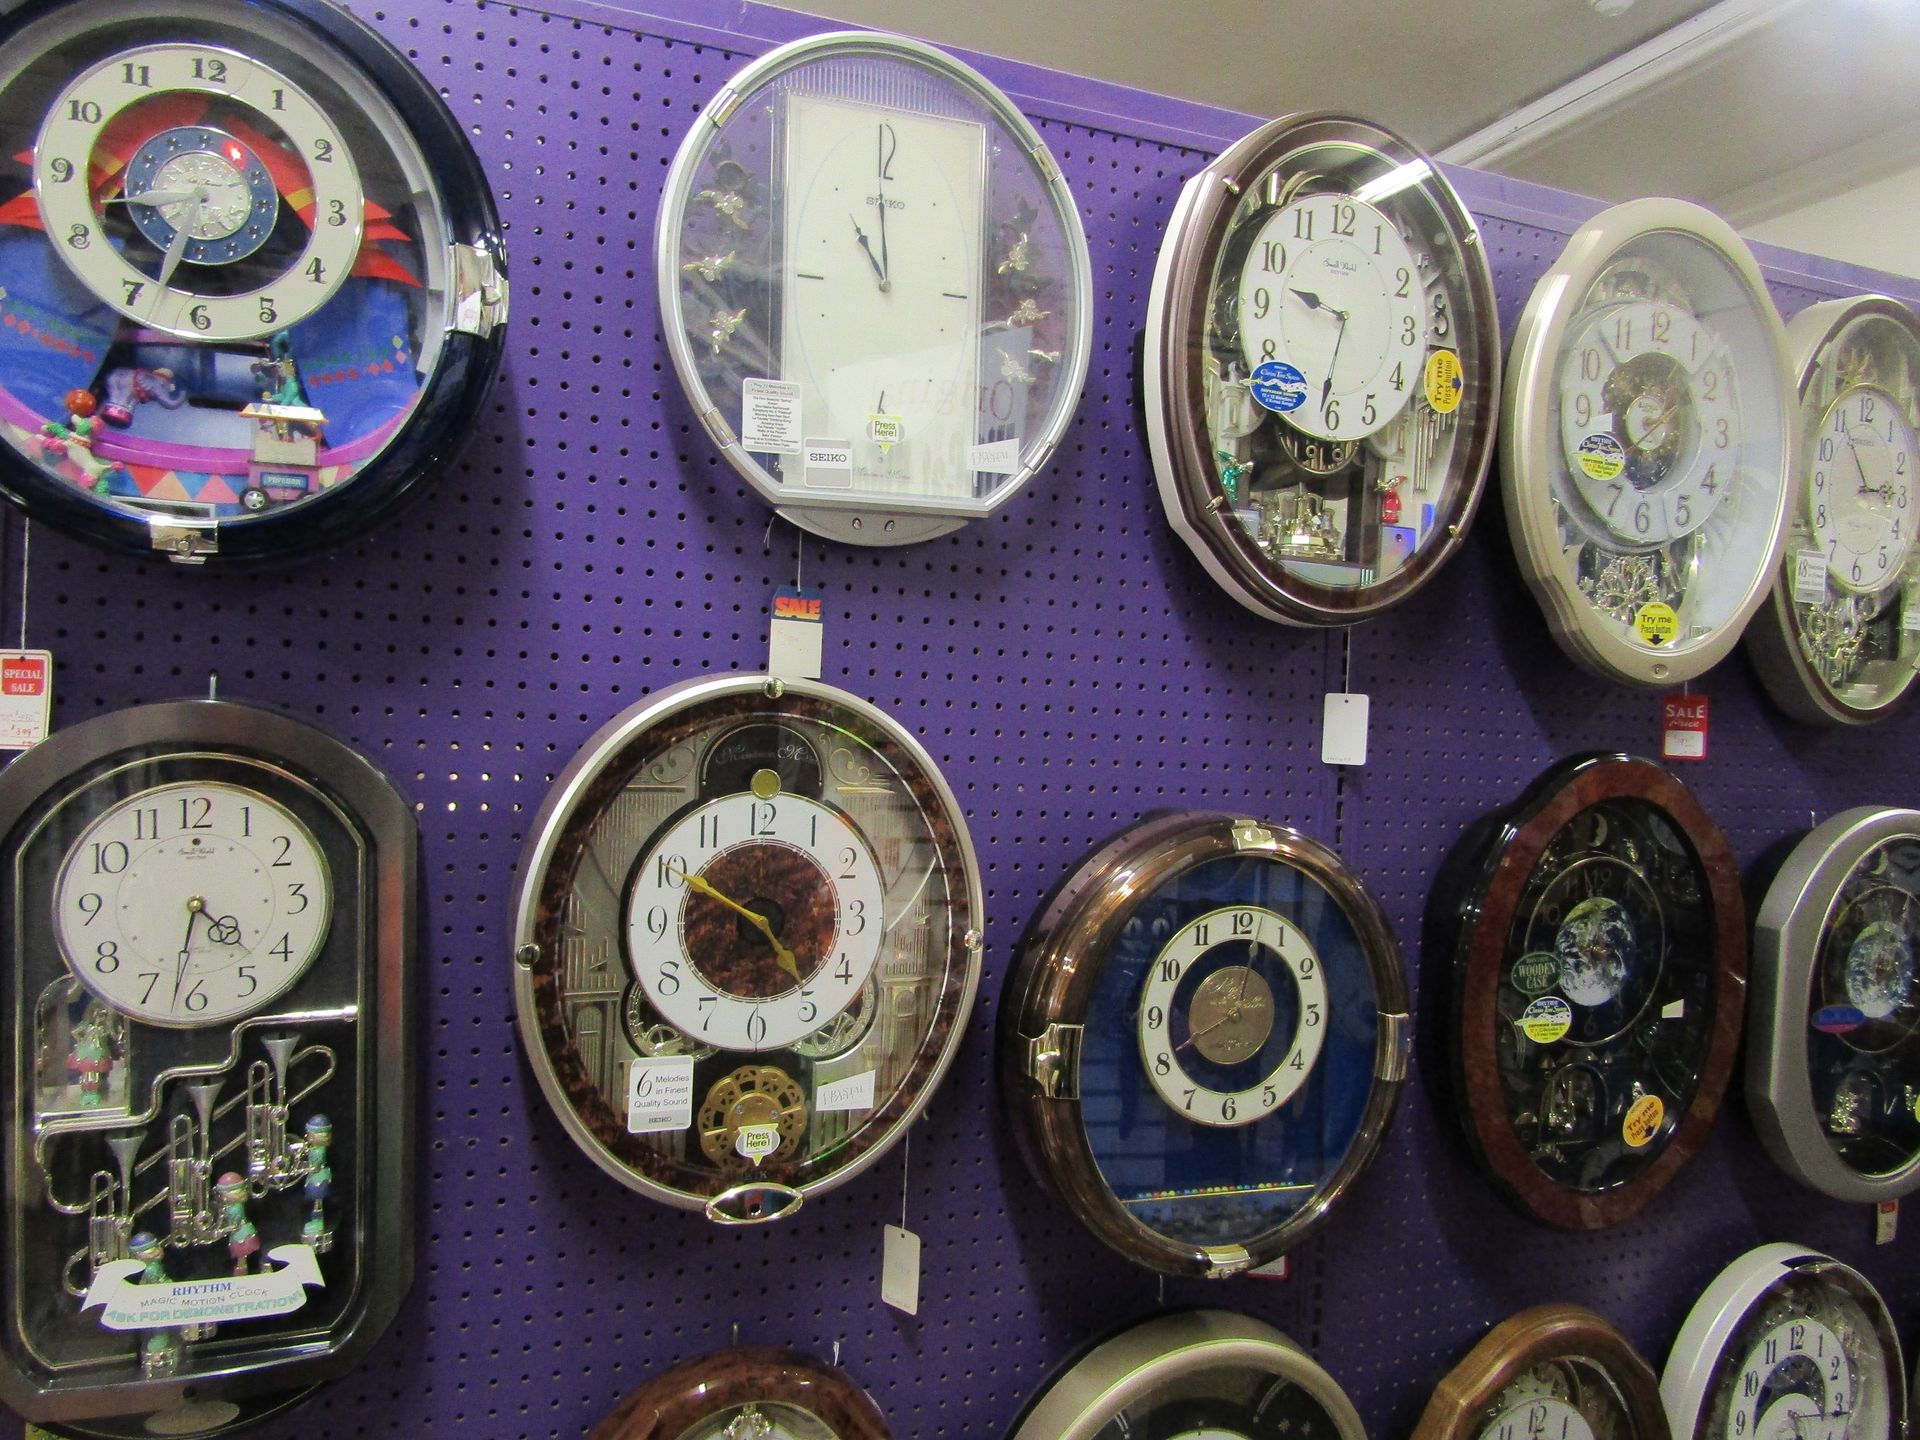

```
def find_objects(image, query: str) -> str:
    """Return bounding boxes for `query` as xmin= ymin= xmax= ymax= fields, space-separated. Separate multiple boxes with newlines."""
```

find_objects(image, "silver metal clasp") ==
xmin=1378 ymin=1011 xmax=1412 ymax=1083
xmin=1231 ymin=820 xmax=1277 ymax=851
xmin=148 ymin=521 xmax=215 ymax=563
xmin=705 ymin=1181 xmax=804 ymax=1225
xmin=451 ymin=240 xmax=509 ymax=338
xmin=1025 ymin=1023 xmax=1083 ymax=1099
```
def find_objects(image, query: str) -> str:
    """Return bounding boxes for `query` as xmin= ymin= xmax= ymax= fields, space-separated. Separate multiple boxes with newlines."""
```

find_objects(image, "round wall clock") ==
xmin=0 ymin=698 xmax=416 ymax=1437
xmin=656 ymin=30 xmax=1092 ymax=547
xmin=1747 ymin=295 xmax=1920 ymax=724
xmin=589 ymin=1345 xmax=890 ymax=1440
xmin=1502 ymin=198 xmax=1794 ymax=687
xmin=512 ymin=675 xmax=984 ymax=1225
xmin=1750 ymin=806 xmax=1920 ymax=1200
xmin=1411 ymin=1305 xmax=1668 ymax=1440
xmin=1000 ymin=811 xmax=1408 ymax=1277
xmin=1008 ymin=1310 xmax=1365 ymax=1440
xmin=1145 ymin=112 xmax=1500 ymax=625
xmin=1662 ymin=1245 xmax=1904 ymax=1440
xmin=1434 ymin=753 xmax=1746 ymax=1229
xmin=0 ymin=0 xmax=508 ymax=564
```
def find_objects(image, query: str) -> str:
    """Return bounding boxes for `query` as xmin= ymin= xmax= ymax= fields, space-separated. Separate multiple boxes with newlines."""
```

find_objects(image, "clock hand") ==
xmin=667 ymin=864 xmax=803 ymax=983
xmin=874 ymin=125 xmax=891 ymax=286
xmin=174 ymin=897 xmax=205 ymax=1008
xmin=1322 ymin=307 xmax=1350 ymax=411
xmin=108 ymin=188 xmax=199 ymax=208
xmin=848 ymin=213 xmax=889 ymax=291
xmin=154 ymin=195 xmax=204 ymax=294
xmin=1846 ymin=434 xmax=1886 ymax=501
xmin=1628 ymin=402 xmax=1681 ymax=452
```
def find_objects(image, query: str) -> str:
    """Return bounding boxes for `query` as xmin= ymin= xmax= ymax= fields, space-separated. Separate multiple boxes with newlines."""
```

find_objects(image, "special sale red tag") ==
xmin=1661 ymin=693 xmax=1709 ymax=761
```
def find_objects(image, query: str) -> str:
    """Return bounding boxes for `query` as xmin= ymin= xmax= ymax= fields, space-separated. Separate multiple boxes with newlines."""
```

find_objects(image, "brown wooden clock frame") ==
xmin=589 ymin=1345 xmax=890 ymax=1440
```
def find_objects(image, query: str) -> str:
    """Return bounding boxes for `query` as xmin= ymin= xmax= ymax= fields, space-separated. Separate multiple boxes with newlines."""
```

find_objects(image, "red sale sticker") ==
xmin=1661 ymin=693 xmax=1708 ymax=761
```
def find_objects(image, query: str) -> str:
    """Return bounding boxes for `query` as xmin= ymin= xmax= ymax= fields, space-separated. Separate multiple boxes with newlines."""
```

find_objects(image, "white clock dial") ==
xmin=780 ymin=94 xmax=985 ymax=498
xmin=1484 ymin=1397 xmax=1597 ymax=1440
xmin=1557 ymin=300 xmax=1741 ymax=548
xmin=1727 ymin=1318 xmax=1855 ymax=1440
xmin=1809 ymin=387 xmax=1917 ymax=593
xmin=33 ymin=42 xmax=364 ymax=342
xmin=52 ymin=781 xmax=332 ymax=1027
xmin=626 ymin=791 xmax=886 ymax=1053
xmin=1235 ymin=193 xmax=1425 ymax=442
xmin=1137 ymin=904 xmax=1328 ymax=1128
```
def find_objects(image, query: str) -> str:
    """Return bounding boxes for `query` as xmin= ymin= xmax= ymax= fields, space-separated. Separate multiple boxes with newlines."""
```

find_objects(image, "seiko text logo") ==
xmin=866 ymin=195 xmax=906 ymax=211
xmin=773 ymin=594 xmax=823 ymax=620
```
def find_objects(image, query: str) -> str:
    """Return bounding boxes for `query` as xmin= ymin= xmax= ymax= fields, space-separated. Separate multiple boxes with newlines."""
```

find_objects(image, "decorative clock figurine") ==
xmin=655 ymin=31 xmax=1092 ymax=546
xmin=1502 ymin=199 xmax=1794 ymax=687
xmin=1412 ymin=1305 xmax=1668 ymax=1440
xmin=1008 ymin=1310 xmax=1366 ymax=1440
xmin=1433 ymin=753 xmax=1745 ymax=1229
xmin=1662 ymin=1245 xmax=1904 ymax=1440
xmin=0 ymin=0 xmax=507 ymax=564
xmin=1145 ymin=113 xmax=1500 ymax=624
xmin=0 ymin=698 xmax=415 ymax=1437
xmin=512 ymin=675 xmax=984 ymax=1225
xmin=1750 ymin=807 xmax=1920 ymax=1199
xmin=1000 ymin=811 xmax=1408 ymax=1276
xmin=1747 ymin=296 xmax=1920 ymax=723
xmin=589 ymin=1345 xmax=890 ymax=1440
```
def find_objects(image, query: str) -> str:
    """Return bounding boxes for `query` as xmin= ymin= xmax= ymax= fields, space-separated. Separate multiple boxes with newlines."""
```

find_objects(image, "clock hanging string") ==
xmin=12 ymin=515 xmax=26 ymax=649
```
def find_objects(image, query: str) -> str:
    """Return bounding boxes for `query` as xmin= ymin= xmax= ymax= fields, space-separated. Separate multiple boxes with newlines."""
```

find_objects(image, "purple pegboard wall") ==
xmin=3 ymin=1 xmax=1920 ymax=1437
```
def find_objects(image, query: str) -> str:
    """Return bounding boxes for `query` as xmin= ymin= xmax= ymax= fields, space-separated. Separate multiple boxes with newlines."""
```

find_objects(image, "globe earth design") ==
xmin=1555 ymin=896 xmax=1637 ymax=1007
xmin=1845 ymin=919 xmax=1914 ymax=1020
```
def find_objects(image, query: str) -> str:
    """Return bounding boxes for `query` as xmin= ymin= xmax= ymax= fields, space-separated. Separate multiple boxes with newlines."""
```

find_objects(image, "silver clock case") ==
xmin=654 ymin=30 xmax=1094 ymax=546
xmin=1750 ymin=806 xmax=1920 ymax=1200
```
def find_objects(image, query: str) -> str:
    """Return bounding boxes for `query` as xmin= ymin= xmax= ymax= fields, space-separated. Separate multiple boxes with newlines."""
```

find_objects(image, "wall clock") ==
xmin=512 ymin=675 xmax=983 ymax=1225
xmin=589 ymin=1345 xmax=890 ymax=1440
xmin=1007 ymin=1310 xmax=1365 ymax=1440
xmin=1662 ymin=1245 xmax=1904 ymax=1440
xmin=1433 ymin=753 xmax=1745 ymax=1229
xmin=1747 ymin=295 xmax=1920 ymax=724
xmin=1000 ymin=811 xmax=1408 ymax=1277
xmin=1750 ymin=806 xmax=1920 ymax=1200
xmin=0 ymin=698 xmax=416 ymax=1437
xmin=656 ymin=30 xmax=1092 ymax=546
xmin=1411 ymin=1305 xmax=1668 ymax=1440
xmin=1145 ymin=112 xmax=1500 ymax=625
xmin=0 ymin=0 xmax=508 ymax=564
xmin=1502 ymin=198 xmax=1793 ymax=687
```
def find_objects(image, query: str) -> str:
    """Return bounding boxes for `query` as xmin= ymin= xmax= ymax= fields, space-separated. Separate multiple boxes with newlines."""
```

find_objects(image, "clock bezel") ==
xmin=587 ymin=1344 xmax=891 ymax=1440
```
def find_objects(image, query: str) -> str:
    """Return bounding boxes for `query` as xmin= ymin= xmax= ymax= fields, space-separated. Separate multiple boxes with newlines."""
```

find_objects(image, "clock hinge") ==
xmin=707 ymin=86 xmax=744 ymax=128
xmin=148 ymin=521 xmax=217 ymax=564
xmin=450 ymin=241 xmax=510 ymax=338
xmin=702 ymin=405 xmax=739 ymax=450
xmin=1028 ymin=140 xmax=1060 ymax=185
xmin=1025 ymin=1023 xmax=1082 ymax=1099
xmin=1377 ymin=1010 xmax=1412 ymax=1083
xmin=1202 ymin=1244 xmax=1253 ymax=1278
xmin=1230 ymin=820 xmax=1277 ymax=851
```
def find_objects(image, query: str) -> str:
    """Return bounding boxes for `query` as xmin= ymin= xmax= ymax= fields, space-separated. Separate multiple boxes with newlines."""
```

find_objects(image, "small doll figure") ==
xmin=68 ymin=1010 xmax=114 ymax=1107
xmin=215 ymin=1172 xmax=259 ymax=1276
xmin=301 ymin=1114 xmax=333 ymax=1253
xmin=127 ymin=1232 xmax=181 ymax=1378
xmin=40 ymin=389 xmax=127 ymax=493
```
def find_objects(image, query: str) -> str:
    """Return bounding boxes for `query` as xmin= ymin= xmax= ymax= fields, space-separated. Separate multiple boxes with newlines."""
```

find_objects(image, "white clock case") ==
xmin=1502 ymin=197 xmax=1797 ymax=689
xmin=1750 ymin=805 xmax=1920 ymax=1200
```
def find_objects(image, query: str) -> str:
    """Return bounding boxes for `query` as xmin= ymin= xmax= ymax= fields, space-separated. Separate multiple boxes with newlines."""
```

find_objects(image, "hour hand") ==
xmin=671 ymin=865 xmax=803 ymax=982
xmin=109 ymin=188 xmax=199 ymax=208
xmin=848 ymin=213 xmax=890 ymax=290
xmin=1291 ymin=288 xmax=1347 ymax=321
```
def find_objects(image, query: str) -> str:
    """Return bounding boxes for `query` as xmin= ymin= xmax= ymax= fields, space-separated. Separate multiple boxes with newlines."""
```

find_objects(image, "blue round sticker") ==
xmin=1250 ymin=361 xmax=1308 ymax=413
xmin=1812 ymin=1004 xmax=1867 ymax=1034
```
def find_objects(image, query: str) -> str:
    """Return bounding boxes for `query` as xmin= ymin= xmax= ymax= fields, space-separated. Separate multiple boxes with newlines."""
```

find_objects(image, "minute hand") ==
xmin=671 ymin=866 xmax=802 ymax=982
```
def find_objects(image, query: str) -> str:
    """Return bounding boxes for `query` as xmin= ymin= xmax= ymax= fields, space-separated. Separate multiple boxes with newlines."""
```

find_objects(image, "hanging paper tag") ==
xmin=0 ymin=649 xmax=52 ymax=750
xmin=1876 ymin=1198 xmax=1899 ymax=1244
xmin=1793 ymin=550 xmax=1830 ymax=606
xmin=740 ymin=378 xmax=802 ymax=453
xmin=1662 ymin=693 xmax=1709 ymax=761
xmin=626 ymin=1056 xmax=695 ymax=1134
xmin=1321 ymin=692 xmax=1369 ymax=766
xmin=768 ymin=585 xmax=824 ymax=682
xmin=1248 ymin=1254 xmax=1291 ymax=1281
xmin=970 ymin=437 xmax=1021 ymax=474
xmin=881 ymin=1224 xmax=921 ymax=1315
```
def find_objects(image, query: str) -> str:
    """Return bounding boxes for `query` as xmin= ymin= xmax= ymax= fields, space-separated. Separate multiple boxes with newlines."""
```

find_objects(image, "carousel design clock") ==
xmin=1145 ymin=112 xmax=1500 ymax=624
xmin=0 ymin=698 xmax=416 ymax=1437
xmin=1000 ymin=811 xmax=1408 ymax=1277
xmin=1747 ymin=295 xmax=1920 ymax=724
xmin=1662 ymin=1245 xmax=1903 ymax=1440
xmin=1433 ymin=753 xmax=1746 ymax=1228
xmin=1502 ymin=199 xmax=1793 ymax=687
xmin=589 ymin=1345 xmax=890 ymax=1440
xmin=512 ymin=676 xmax=983 ymax=1225
xmin=1750 ymin=807 xmax=1920 ymax=1200
xmin=1007 ymin=1310 xmax=1366 ymax=1440
xmin=656 ymin=30 xmax=1092 ymax=546
xmin=0 ymin=0 xmax=507 ymax=563
xmin=1412 ymin=1305 xmax=1668 ymax=1440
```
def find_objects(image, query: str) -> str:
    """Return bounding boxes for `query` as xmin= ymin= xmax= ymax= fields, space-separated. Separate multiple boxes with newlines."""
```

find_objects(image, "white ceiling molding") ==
xmin=1714 ymin=116 xmax=1920 ymax=226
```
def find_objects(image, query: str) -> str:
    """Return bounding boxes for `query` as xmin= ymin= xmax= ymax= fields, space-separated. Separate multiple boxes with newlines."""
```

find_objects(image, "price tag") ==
xmin=1662 ymin=693 xmax=1709 ymax=761
xmin=1321 ymin=692 xmax=1369 ymax=767
xmin=1793 ymin=549 xmax=1830 ymax=606
xmin=881 ymin=1224 xmax=920 ymax=1315
xmin=970 ymin=437 xmax=1021 ymax=474
xmin=1876 ymin=1198 xmax=1899 ymax=1245
xmin=816 ymin=1069 xmax=877 ymax=1113
xmin=1248 ymin=1254 xmax=1291 ymax=1281
xmin=0 ymin=649 xmax=52 ymax=750
xmin=768 ymin=585 xmax=824 ymax=683
xmin=626 ymin=1056 xmax=695 ymax=1134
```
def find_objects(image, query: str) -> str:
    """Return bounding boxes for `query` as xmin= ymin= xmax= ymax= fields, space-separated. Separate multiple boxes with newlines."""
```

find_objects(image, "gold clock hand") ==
xmin=668 ymin=865 xmax=803 ymax=982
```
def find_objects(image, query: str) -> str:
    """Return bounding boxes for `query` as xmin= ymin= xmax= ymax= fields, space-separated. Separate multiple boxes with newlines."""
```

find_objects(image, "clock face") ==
xmin=1478 ymin=1368 xmax=1623 ymax=1440
xmin=1146 ymin=114 xmax=1500 ymax=624
xmin=658 ymin=32 xmax=1091 ymax=545
xmin=514 ymin=678 xmax=982 ymax=1222
xmin=53 ymin=780 xmax=331 ymax=1027
xmin=1091 ymin=1369 xmax=1340 ymax=1440
xmin=1809 ymin=388 xmax=1916 ymax=592
xmin=0 ymin=0 xmax=506 ymax=561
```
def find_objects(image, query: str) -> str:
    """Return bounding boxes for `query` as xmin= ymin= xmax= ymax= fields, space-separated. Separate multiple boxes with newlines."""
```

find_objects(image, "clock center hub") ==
xmin=1187 ymin=965 xmax=1275 ymax=1066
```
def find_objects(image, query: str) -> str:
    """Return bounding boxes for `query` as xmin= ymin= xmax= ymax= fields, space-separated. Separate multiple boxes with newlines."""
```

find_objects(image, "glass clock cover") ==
xmin=1662 ymin=1245 xmax=1904 ymax=1440
xmin=1008 ymin=1310 xmax=1365 ymax=1440
xmin=1435 ymin=753 xmax=1746 ymax=1229
xmin=512 ymin=675 xmax=983 ymax=1225
xmin=0 ymin=699 xmax=416 ymax=1437
xmin=656 ymin=31 xmax=1092 ymax=547
xmin=1411 ymin=1305 xmax=1668 ymax=1440
xmin=0 ymin=0 xmax=507 ymax=564
xmin=1747 ymin=296 xmax=1920 ymax=724
xmin=588 ymin=1345 xmax=890 ymax=1440
xmin=1000 ymin=811 xmax=1408 ymax=1277
xmin=1502 ymin=198 xmax=1794 ymax=687
xmin=1750 ymin=807 xmax=1920 ymax=1200
xmin=1146 ymin=112 xmax=1501 ymax=625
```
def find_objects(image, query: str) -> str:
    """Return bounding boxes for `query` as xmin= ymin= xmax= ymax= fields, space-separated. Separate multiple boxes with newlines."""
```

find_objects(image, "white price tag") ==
xmin=740 ymin=378 xmax=802 ymax=453
xmin=969 ymin=437 xmax=1021 ymax=474
xmin=1877 ymin=1198 xmax=1899 ymax=1244
xmin=0 ymin=650 xmax=52 ymax=750
xmin=1321 ymin=692 xmax=1369 ymax=767
xmin=1793 ymin=549 xmax=1830 ymax=606
xmin=1904 ymin=600 xmax=1920 ymax=634
xmin=768 ymin=586 xmax=824 ymax=683
xmin=1661 ymin=998 xmax=1686 ymax=1020
xmin=626 ymin=1056 xmax=695 ymax=1134
xmin=815 ymin=1070 xmax=876 ymax=1113
xmin=881 ymin=1224 xmax=921 ymax=1315
xmin=1248 ymin=1254 xmax=1291 ymax=1281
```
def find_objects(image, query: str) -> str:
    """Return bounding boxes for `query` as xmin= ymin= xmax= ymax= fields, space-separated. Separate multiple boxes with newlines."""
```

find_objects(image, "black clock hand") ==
xmin=1322 ymin=308 xmax=1350 ymax=412
xmin=848 ymin=213 xmax=888 ymax=290
xmin=1848 ymin=434 xmax=1879 ymax=498
xmin=875 ymin=125 xmax=891 ymax=287
xmin=174 ymin=897 xmax=204 ymax=1008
